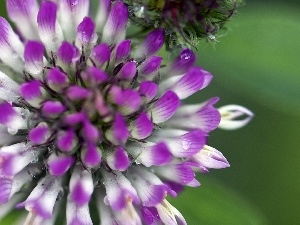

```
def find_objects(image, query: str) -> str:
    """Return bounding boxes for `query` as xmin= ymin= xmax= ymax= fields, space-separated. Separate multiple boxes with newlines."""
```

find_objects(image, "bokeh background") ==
xmin=169 ymin=0 xmax=300 ymax=225
xmin=0 ymin=0 xmax=300 ymax=224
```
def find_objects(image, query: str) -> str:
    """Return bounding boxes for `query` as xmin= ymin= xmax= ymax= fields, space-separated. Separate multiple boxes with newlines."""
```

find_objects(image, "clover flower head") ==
xmin=0 ymin=0 xmax=252 ymax=224
xmin=125 ymin=0 xmax=243 ymax=48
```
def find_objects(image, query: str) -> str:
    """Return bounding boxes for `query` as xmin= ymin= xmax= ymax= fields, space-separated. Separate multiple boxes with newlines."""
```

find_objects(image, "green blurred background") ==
xmin=1 ymin=0 xmax=300 ymax=224
xmin=170 ymin=0 xmax=300 ymax=225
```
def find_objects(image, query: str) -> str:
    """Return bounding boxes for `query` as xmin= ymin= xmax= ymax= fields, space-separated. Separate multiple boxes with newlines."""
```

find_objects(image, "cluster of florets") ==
xmin=125 ymin=0 xmax=242 ymax=48
xmin=0 ymin=0 xmax=253 ymax=224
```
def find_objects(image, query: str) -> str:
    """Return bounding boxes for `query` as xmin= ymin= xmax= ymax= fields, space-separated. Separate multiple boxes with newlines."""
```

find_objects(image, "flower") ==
xmin=0 ymin=0 xmax=252 ymax=224
xmin=125 ymin=0 xmax=243 ymax=48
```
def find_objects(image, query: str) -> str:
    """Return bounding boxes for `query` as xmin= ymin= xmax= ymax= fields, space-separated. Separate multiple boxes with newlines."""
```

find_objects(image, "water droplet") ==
xmin=181 ymin=53 xmax=191 ymax=60
xmin=133 ymin=4 xmax=145 ymax=18
xmin=7 ymin=126 xmax=18 ymax=135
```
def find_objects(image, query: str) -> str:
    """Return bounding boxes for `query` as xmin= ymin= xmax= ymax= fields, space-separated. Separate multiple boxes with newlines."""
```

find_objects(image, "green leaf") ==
xmin=196 ymin=3 xmax=300 ymax=116
xmin=0 ymin=210 xmax=25 ymax=225
xmin=168 ymin=176 xmax=267 ymax=225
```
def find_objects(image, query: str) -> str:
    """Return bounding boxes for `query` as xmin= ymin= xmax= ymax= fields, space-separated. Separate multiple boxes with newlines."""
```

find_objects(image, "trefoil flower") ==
xmin=0 ymin=0 xmax=252 ymax=224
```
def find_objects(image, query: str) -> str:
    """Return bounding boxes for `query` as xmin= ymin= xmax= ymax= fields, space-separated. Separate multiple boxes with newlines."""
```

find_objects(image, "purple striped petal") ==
xmin=0 ymin=146 xmax=34 ymax=176
xmin=17 ymin=175 xmax=62 ymax=218
xmin=20 ymin=80 xmax=44 ymax=108
xmin=115 ymin=89 xmax=142 ymax=116
xmin=29 ymin=122 xmax=51 ymax=145
xmin=138 ymin=81 xmax=158 ymax=103
xmin=89 ymin=43 xmax=111 ymax=68
xmin=0 ymin=101 xmax=25 ymax=132
xmin=63 ymin=112 xmax=85 ymax=126
xmin=81 ymin=142 xmax=102 ymax=168
xmin=83 ymin=67 xmax=108 ymax=85
xmin=128 ymin=142 xmax=172 ymax=167
xmin=130 ymin=112 xmax=153 ymax=140
xmin=76 ymin=17 xmax=98 ymax=54
xmin=6 ymin=0 xmax=39 ymax=40
xmin=102 ymin=1 xmax=128 ymax=44
xmin=167 ymin=97 xmax=221 ymax=133
xmin=151 ymin=129 xmax=206 ymax=157
xmin=113 ymin=40 xmax=131 ymax=63
xmin=106 ymin=146 xmax=130 ymax=171
xmin=140 ymin=56 xmax=163 ymax=77
xmin=136 ymin=29 xmax=164 ymax=58
xmin=42 ymin=101 xmax=67 ymax=118
xmin=48 ymin=154 xmax=75 ymax=176
xmin=154 ymin=163 xmax=199 ymax=187
xmin=170 ymin=67 xmax=205 ymax=99
xmin=174 ymin=130 xmax=206 ymax=157
xmin=37 ymin=1 xmax=63 ymax=52
xmin=105 ymin=113 xmax=129 ymax=145
xmin=77 ymin=17 xmax=95 ymax=42
xmin=164 ymin=181 xmax=184 ymax=197
xmin=127 ymin=167 xmax=168 ymax=207
xmin=200 ymin=69 xmax=213 ymax=90
xmin=81 ymin=120 xmax=101 ymax=143
xmin=69 ymin=165 xmax=93 ymax=206
xmin=102 ymin=170 xmax=140 ymax=211
xmin=24 ymin=41 xmax=45 ymax=76
xmin=56 ymin=129 xmax=78 ymax=152
xmin=170 ymin=48 xmax=196 ymax=75
xmin=57 ymin=41 xmax=80 ymax=70
xmin=0 ymin=176 xmax=12 ymax=203
xmin=95 ymin=92 xmax=112 ymax=121
xmin=141 ymin=207 xmax=160 ymax=225
xmin=46 ymin=68 xmax=69 ymax=92
xmin=66 ymin=86 xmax=90 ymax=101
xmin=150 ymin=91 xmax=180 ymax=124
xmin=192 ymin=145 xmax=230 ymax=170
xmin=118 ymin=62 xmax=137 ymax=80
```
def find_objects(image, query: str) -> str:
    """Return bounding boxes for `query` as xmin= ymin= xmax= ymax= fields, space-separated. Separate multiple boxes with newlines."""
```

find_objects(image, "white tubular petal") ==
xmin=66 ymin=198 xmax=93 ymax=225
xmin=9 ymin=164 xmax=39 ymax=199
xmin=0 ymin=71 xmax=20 ymax=102
xmin=113 ymin=202 xmax=142 ymax=225
xmin=101 ymin=170 xmax=140 ymax=211
xmin=58 ymin=0 xmax=90 ymax=42
xmin=127 ymin=166 xmax=167 ymax=207
xmin=97 ymin=191 xmax=119 ymax=225
xmin=69 ymin=165 xmax=94 ymax=206
xmin=6 ymin=0 xmax=40 ymax=40
xmin=156 ymin=200 xmax=187 ymax=225
xmin=218 ymin=105 xmax=254 ymax=130
xmin=18 ymin=175 xmax=62 ymax=219
xmin=37 ymin=1 xmax=64 ymax=53
xmin=0 ymin=17 xmax=24 ymax=73
xmin=95 ymin=0 xmax=111 ymax=32
xmin=0 ymin=125 xmax=24 ymax=146
xmin=102 ymin=1 xmax=128 ymax=44
xmin=193 ymin=145 xmax=229 ymax=170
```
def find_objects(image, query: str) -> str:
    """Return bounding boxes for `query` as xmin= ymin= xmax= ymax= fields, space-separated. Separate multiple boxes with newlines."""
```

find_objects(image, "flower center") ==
xmin=18 ymin=41 xmax=157 ymax=171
